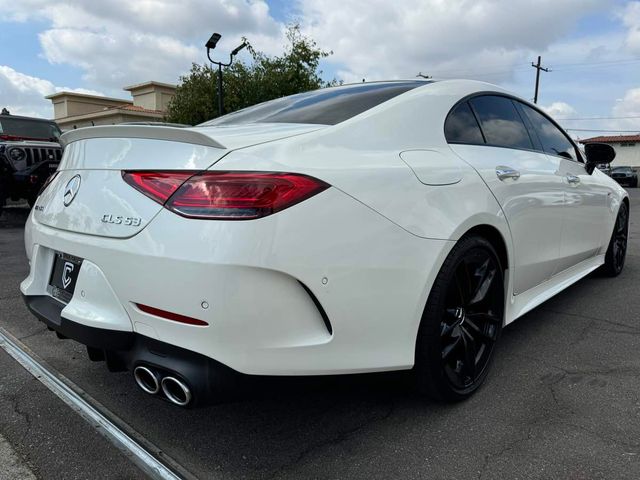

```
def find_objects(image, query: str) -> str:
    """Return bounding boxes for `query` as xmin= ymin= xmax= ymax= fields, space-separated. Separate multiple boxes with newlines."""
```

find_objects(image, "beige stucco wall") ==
xmin=48 ymin=82 xmax=175 ymax=130
xmin=126 ymin=83 xmax=176 ymax=111
xmin=57 ymin=111 xmax=164 ymax=131
xmin=65 ymin=98 xmax=130 ymax=117
xmin=57 ymin=113 xmax=127 ymax=130
xmin=610 ymin=144 xmax=640 ymax=168
xmin=48 ymin=94 xmax=131 ymax=119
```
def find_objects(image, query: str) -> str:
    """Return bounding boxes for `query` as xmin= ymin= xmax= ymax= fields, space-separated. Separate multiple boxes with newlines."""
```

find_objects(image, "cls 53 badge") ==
xmin=101 ymin=214 xmax=142 ymax=226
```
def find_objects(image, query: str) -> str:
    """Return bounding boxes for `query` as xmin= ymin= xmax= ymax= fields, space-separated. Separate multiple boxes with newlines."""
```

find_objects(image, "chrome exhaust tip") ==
xmin=161 ymin=376 xmax=192 ymax=407
xmin=133 ymin=365 xmax=160 ymax=395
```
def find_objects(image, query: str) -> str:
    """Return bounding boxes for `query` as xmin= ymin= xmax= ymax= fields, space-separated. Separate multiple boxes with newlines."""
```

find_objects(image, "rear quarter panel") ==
xmin=211 ymin=80 xmax=512 ymax=245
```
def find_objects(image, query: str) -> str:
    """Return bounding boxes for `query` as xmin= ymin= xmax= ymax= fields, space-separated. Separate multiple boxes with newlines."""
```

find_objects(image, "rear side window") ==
xmin=469 ymin=96 xmax=533 ymax=150
xmin=444 ymin=102 xmax=484 ymax=144
xmin=518 ymin=103 xmax=579 ymax=161
xmin=201 ymin=81 xmax=428 ymax=127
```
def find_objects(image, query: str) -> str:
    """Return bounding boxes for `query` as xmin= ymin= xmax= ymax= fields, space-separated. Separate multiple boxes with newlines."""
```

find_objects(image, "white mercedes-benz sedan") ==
xmin=21 ymin=80 xmax=628 ymax=407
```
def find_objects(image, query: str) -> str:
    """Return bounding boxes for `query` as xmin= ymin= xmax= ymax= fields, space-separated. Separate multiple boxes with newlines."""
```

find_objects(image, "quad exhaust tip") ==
xmin=133 ymin=365 xmax=160 ymax=395
xmin=161 ymin=376 xmax=192 ymax=407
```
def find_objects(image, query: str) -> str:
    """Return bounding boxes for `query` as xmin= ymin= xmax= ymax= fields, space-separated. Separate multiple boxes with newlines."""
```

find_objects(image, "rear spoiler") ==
xmin=60 ymin=125 xmax=225 ymax=149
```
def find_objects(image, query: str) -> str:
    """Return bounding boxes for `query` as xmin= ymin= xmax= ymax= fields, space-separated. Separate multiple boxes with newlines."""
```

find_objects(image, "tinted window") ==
xmin=445 ymin=102 xmax=484 ymax=144
xmin=201 ymin=81 xmax=428 ymax=127
xmin=0 ymin=117 xmax=61 ymax=141
xmin=469 ymin=96 xmax=533 ymax=150
xmin=519 ymin=103 xmax=578 ymax=160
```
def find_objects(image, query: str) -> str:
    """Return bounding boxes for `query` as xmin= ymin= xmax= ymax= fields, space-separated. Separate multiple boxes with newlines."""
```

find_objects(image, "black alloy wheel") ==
xmin=416 ymin=235 xmax=504 ymax=402
xmin=602 ymin=202 xmax=628 ymax=277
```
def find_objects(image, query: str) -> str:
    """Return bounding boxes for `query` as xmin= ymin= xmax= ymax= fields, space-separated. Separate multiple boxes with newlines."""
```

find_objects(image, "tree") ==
xmin=166 ymin=25 xmax=337 ymax=125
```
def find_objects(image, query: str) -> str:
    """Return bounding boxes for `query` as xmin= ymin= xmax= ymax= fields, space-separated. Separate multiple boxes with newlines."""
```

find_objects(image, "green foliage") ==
xmin=166 ymin=24 xmax=337 ymax=125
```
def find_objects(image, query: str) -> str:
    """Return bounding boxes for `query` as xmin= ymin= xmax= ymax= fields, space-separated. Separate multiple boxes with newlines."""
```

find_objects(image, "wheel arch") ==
xmin=460 ymin=224 xmax=509 ymax=274
xmin=413 ymin=224 xmax=509 ymax=399
xmin=413 ymin=222 xmax=511 ymax=348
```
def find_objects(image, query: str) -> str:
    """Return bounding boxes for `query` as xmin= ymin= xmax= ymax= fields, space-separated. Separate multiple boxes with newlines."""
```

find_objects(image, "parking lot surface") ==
xmin=1 ymin=190 xmax=640 ymax=480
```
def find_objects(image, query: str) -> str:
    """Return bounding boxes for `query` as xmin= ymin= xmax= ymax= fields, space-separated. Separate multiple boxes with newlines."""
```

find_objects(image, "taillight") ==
xmin=123 ymin=171 xmax=329 ymax=220
xmin=122 ymin=171 xmax=195 ymax=204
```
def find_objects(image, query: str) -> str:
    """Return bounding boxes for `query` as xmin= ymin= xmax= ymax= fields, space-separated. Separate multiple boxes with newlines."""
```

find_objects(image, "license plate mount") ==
xmin=49 ymin=252 xmax=83 ymax=304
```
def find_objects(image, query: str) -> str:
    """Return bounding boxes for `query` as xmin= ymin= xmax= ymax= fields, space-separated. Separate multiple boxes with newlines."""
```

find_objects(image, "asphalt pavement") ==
xmin=1 ymin=190 xmax=640 ymax=480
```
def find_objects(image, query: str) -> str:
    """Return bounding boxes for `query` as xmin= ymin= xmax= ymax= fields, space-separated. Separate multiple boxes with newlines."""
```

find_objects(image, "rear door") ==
xmin=447 ymin=95 xmax=565 ymax=295
xmin=517 ymin=102 xmax=610 ymax=271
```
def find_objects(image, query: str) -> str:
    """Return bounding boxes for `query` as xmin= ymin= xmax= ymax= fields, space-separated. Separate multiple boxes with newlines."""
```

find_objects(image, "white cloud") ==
xmin=297 ymin=0 xmax=606 ymax=83
xmin=610 ymin=87 xmax=640 ymax=132
xmin=0 ymin=66 xmax=102 ymax=118
xmin=0 ymin=0 xmax=638 ymax=125
xmin=621 ymin=1 xmax=640 ymax=54
xmin=0 ymin=0 xmax=286 ymax=91
xmin=542 ymin=101 xmax=577 ymax=119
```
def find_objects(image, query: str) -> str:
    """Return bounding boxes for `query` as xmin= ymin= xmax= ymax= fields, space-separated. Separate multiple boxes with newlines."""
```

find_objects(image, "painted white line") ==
xmin=0 ymin=328 xmax=185 ymax=480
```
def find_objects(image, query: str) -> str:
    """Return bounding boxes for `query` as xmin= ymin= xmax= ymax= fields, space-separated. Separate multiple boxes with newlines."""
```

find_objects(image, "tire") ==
xmin=633 ymin=179 xmax=638 ymax=188
xmin=415 ymin=235 xmax=504 ymax=402
xmin=600 ymin=202 xmax=629 ymax=277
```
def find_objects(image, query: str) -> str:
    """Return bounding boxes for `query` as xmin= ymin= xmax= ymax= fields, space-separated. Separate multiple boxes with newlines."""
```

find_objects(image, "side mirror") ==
xmin=584 ymin=143 xmax=616 ymax=174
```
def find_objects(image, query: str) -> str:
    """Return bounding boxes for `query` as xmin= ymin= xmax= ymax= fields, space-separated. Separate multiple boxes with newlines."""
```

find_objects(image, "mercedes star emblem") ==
xmin=63 ymin=175 xmax=81 ymax=207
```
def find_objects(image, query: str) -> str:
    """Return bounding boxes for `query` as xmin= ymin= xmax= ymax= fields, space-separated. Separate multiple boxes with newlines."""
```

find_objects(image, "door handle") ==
xmin=566 ymin=174 xmax=580 ymax=185
xmin=496 ymin=166 xmax=520 ymax=181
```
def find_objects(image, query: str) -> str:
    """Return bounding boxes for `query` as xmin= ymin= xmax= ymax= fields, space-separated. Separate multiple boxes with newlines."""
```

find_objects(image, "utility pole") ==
xmin=531 ymin=56 xmax=550 ymax=104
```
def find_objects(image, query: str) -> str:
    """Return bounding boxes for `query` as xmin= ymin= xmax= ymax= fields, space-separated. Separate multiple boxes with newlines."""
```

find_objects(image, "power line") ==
xmin=551 ymin=58 xmax=640 ymax=70
xmin=426 ymin=66 xmax=528 ymax=78
xmin=564 ymin=128 xmax=640 ymax=133
xmin=422 ymin=56 xmax=640 ymax=79
xmin=557 ymin=115 xmax=640 ymax=121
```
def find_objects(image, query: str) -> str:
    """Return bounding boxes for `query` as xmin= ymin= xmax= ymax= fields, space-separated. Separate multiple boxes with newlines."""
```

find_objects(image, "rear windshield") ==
xmin=0 ymin=117 xmax=61 ymax=141
xmin=201 ymin=81 xmax=429 ymax=127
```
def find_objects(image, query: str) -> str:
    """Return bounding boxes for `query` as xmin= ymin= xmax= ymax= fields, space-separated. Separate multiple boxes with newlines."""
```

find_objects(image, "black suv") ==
xmin=0 ymin=112 xmax=62 ymax=212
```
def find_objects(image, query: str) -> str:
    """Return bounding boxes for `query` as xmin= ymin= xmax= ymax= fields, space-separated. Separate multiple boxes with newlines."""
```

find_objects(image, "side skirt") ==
xmin=505 ymin=254 xmax=605 ymax=325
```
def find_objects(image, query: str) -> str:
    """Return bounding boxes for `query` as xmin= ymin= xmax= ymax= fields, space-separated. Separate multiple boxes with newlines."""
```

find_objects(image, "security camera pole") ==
xmin=205 ymin=33 xmax=247 ymax=117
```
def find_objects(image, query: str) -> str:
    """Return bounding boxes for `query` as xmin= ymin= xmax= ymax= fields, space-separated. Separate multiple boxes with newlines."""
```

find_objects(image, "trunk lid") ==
xmin=33 ymin=123 xmax=323 ymax=238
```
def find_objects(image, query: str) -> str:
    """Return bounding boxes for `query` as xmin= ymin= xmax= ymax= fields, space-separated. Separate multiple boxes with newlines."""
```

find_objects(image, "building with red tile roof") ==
xmin=578 ymin=134 xmax=640 ymax=168
xmin=46 ymin=81 xmax=177 ymax=130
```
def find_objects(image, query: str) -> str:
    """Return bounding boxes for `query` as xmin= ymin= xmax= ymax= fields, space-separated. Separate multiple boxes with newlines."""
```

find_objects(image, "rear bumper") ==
xmin=23 ymin=293 xmax=237 ymax=406
xmin=23 ymin=294 xmax=134 ymax=350
xmin=21 ymin=187 xmax=453 ymax=376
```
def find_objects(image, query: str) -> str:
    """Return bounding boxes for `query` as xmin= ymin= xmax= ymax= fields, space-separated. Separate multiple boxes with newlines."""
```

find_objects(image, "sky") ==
xmin=0 ymin=0 xmax=639 ymax=138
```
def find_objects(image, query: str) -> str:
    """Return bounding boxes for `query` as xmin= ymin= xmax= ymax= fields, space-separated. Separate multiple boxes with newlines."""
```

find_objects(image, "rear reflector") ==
xmin=136 ymin=303 xmax=209 ymax=326
xmin=123 ymin=171 xmax=329 ymax=220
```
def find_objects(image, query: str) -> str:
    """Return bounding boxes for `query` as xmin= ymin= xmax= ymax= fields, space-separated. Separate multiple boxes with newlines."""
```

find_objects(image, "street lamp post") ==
xmin=205 ymin=33 xmax=247 ymax=117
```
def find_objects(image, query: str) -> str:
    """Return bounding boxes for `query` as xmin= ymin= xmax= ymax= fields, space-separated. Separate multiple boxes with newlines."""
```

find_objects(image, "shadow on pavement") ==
xmin=0 ymin=205 xmax=30 ymax=229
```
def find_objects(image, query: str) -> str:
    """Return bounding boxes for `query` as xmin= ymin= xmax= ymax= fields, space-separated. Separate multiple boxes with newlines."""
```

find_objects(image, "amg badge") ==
xmin=101 ymin=214 xmax=142 ymax=226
